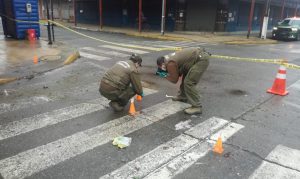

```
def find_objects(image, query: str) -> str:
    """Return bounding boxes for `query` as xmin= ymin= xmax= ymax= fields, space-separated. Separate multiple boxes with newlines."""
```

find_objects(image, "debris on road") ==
xmin=112 ymin=136 xmax=132 ymax=149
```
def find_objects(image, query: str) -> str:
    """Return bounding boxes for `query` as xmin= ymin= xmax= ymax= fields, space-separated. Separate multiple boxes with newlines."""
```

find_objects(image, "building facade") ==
xmin=38 ymin=0 xmax=300 ymax=32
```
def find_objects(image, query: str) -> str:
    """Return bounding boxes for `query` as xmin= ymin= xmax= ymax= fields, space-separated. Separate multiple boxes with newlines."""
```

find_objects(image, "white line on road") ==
xmin=266 ymin=145 xmax=300 ymax=171
xmin=100 ymin=45 xmax=149 ymax=54
xmin=100 ymin=117 xmax=230 ymax=179
xmin=0 ymin=100 xmax=188 ymax=179
xmin=0 ymin=88 xmax=157 ymax=141
xmin=0 ymin=96 xmax=52 ymax=115
xmin=144 ymin=123 xmax=244 ymax=179
xmin=79 ymin=51 xmax=111 ymax=61
xmin=100 ymin=134 xmax=199 ymax=179
xmin=81 ymin=47 xmax=130 ymax=58
xmin=249 ymin=145 xmax=300 ymax=179
xmin=0 ymin=98 xmax=108 ymax=141
xmin=249 ymin=162 xmax=300 ymax=179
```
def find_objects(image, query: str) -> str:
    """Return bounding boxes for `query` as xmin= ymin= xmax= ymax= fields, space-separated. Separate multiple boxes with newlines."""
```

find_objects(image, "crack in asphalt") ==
xmin=224 ymin=142 xmax=300 ymax=173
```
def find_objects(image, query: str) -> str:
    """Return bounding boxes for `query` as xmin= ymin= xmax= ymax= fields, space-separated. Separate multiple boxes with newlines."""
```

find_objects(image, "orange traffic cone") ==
xmin=33 ymin=55 xmax=39 ymax=64
xmin=129 ymin=98 xmax=136 ymax=116
xmin=213 ymin=136 xmax=224 ymax=154
xmin=136 ymin=95 xmax=142 ymax=102
xmin=267 ymin=65 xmax=289 ymax=96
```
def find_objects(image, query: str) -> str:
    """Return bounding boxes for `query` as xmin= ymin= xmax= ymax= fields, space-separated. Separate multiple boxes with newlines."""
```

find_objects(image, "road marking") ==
xmin=0 ymin=98 xmax=108 ymax=141
xmin=145 ymin=123 xmax=244 ymax=179
xmin=266 ymin=145 xmax=300 ymax=171
xmin=100 ymin=117 xmax=230 ymax=179
xmin=185 ymin=117 xmax=228 ymax=139
xmin=0 ymin=99 xmax=188 ymax=179
xmin=100 ymin=45 xmax=149 ymax=54
xmin=100 ymin=134 xmax=199 ymax=179
xmin=249 ymin=162 xmax=300 ymax=179
xmin=249 ymin=145 xmax=300 ymax=179
xmin=0 ymin=96 xmax=52 ymax=115
xmin=283 ymin=101 xmax=300 ymax=110
xmin=0 ymin=88 xmax=157 ymax=141
xmin=81 ymin=47 xmax=130 ymax=58
xmin=79 ymin=51 xmax=111 ymax=61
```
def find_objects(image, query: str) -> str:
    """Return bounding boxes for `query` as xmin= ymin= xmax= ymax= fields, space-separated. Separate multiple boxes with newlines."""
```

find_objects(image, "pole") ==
xmin=99 ymin=0 xmax=103 ymax=29
xmin=74 ymin=0 xmax=77 ymax=26
xmin=247 ymin=0 xmax=255 ymax=39
xmin=50 ymin=0 xmax=55 ymax=42
xmin=161 ymin=0 xmax=166 ymax=35
xmin=280 ymin=0 xmax=286 ymax=20
xmin=45 ymin=0 xmax=52 ymax=45
xmin=260 ymin=0 xmax=271 ymax=39
xmin=294 ymin=2 xmax=298 ymax=17
xmin=139 ymin=0 xmax=142 ymax=32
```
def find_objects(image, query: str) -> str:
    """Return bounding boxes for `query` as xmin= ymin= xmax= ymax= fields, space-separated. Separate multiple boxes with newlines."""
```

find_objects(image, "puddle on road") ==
xmin=0 ymin=39 xmax=60 ymax=75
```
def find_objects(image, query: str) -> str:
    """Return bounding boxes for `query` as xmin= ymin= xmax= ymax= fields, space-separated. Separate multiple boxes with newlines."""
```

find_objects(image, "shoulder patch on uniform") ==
xmin=117 ymin=61 xmax=130 ymax=69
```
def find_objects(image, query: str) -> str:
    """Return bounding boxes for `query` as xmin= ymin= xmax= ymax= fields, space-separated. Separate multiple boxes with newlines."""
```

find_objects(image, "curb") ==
xmin=63 ymin=51 xmax=80 ymax=65
xmin=124 ymin=32 xmax=189 ymax=41
xmin=224 ymin=39 xmax=278 ymax=45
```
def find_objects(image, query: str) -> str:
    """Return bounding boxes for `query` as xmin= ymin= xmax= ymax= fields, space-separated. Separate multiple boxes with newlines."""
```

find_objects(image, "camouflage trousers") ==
xmin=99 ymin=85 xmax=135 ymax=106
xmin=179 ymin=59 xmax=209 ymax=107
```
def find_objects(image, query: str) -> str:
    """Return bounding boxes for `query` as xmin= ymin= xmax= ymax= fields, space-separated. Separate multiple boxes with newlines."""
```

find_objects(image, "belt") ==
xmin=100 ymin=80 xmax=119 ymax=91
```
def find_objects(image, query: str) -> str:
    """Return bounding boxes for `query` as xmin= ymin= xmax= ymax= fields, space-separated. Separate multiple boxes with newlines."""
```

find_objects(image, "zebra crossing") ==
xmin=78 ymin=40 xmax=214 ymax=62
xmin=1 ymin=42 xmax=300 ymax=178
xmin=2 ymin=85 xmax=300 ymax=179
xmin=1 ymin=76 xmax=300 ymax=179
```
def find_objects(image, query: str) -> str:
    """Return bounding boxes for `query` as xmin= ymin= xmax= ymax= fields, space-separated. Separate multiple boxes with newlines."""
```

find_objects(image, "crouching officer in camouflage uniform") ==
xmin=156 ymin=47 xmax=210 ymax=115
xmin=99 ymin=54 xmax=144 ymax=112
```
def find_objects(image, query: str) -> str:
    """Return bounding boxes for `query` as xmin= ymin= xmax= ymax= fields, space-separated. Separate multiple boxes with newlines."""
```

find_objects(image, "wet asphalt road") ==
xmin=0 ymin=26 xmax=300 ymax=179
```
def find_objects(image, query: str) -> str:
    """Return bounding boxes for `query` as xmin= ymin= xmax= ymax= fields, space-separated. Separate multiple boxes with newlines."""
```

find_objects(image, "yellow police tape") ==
xmin=0 ymin=14 xmax=180 ymax=51
xmin=211 ymin=55 xmax=300 ymax=70
xmin=1 ymin=14 xmax=299 ymax=69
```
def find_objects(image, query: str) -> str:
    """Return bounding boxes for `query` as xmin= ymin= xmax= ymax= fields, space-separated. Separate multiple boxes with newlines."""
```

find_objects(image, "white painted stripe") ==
xmin=81 ymin=47 xmax=130 ymax=58
xmin=0 ymin=88 xmax=157 ymax=140
xmin=249 ymin=162 xmax=300 ymax=179
xmin=289 ymin=50 xmax=300 ymax=54
xmin=0 ymin=96 xmax=52 ymax=115
xmin=79 ymin=51 xmax=111 ymax=61
xmin=209 ymin=123 xmax=244 ymax=142
xmin=100 ymin=134 xmax=199 ymax=179
xmin=276 ymin=73 xmax=286 ymax=79
xmin=249 ymin=145 xmax=300 ymax=179
xmin=0 ymin=100 xmax=189 ymax=179
xmin=266 ymin=145 xmax=300 ymax=171
xmin=145 ymin=122 xmax=244 ymax=179
xmin=185 ymin=117 xmax=228 ymax=139
xmin=0 ymin=98 xmax=108 ymax=141
xmin=100 ymin=116 xmax=229 ymax=179
xmin=101 ymin=45 xmax=148 ymax=54
xmin=284 ymin=101 xmax=300 ymax=110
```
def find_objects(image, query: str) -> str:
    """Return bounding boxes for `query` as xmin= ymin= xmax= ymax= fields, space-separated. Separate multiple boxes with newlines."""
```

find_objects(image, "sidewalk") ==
xmin=55 ymin=20 xmax=277 ymax=45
